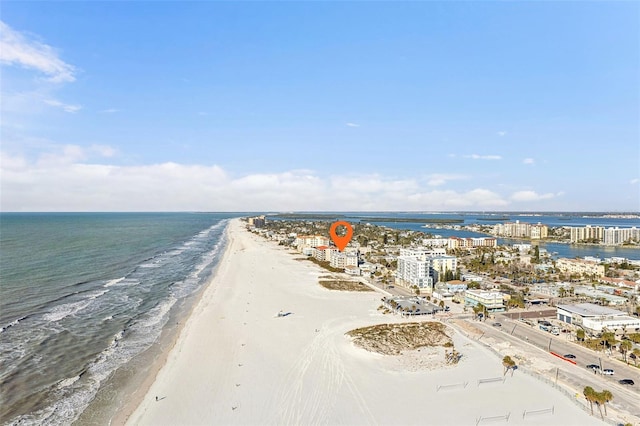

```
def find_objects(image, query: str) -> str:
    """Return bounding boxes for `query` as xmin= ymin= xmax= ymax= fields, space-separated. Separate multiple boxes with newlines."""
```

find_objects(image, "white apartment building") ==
xmin=424 ymin=237 xmax=497 ymax=249
xmin=603 ymin=227 xmax=640 ymax=246
xmin=556 ymin=258 xmax=605 ymax=278
xmin=294 ymin=235 xmax=331 ymax=252
xmin=430 ymin=255 xmax=458 ymax=276
xmin=569 ymin=225 xmax=604 ymax=243
xmin=313 ymin=246 xmax=337 ymax=262
xmin=568 ymin=226 xmax=639 ymax=246
xmin=330 ymin=252 xmax=358 ymax=269
xmin=422 ymin=238 xmax=450 ymax=248
xmin=395 ymin=248 xmax=458 ymax=293
xmin=492 ymin=221 xmax=548 ymax=239
xmin=396 ymin=255 xmax=433 ymax=292
xmin=513 ymin=243 xmax=532 ymax=252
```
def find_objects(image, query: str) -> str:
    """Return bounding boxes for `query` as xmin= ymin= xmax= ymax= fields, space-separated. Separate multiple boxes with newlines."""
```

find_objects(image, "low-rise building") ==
xmin=572 ymin=287 xmax=628 ymax=306
xmin=556 ymin=303 xmax=640 ymax=336
xmin=464 ymin=289 xmax=507 ymax=312
xmin=344 ymin=265 xmax=360 ymax=276
xmin=330 ymin=252 xmax=358 ymax=269
xmin=556 ymin=258 xmax=605 ymax=278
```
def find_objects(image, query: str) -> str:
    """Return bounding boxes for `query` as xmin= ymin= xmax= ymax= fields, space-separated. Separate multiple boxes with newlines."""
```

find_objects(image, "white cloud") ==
xmin=497 ymin=131 xmax=507 ymax=137
xmin=1 ymin=147 xmax=520 ymax=212
xmin=100 ymin=108 xmax=119 ymax=114
xmin=90 ymin=145 xmax=116 ymax=158
xmin=510 ymin=190 xmax=559 ymax=202
xmin=523 ymin=158 xmax=535 ymax=165
xmin=426 ymin=173 xmax=467 ymax=187
xmin=45 ymin=99 xmax=82 ymax=113
xmin=345 ymin=122 xmax=360 ymax=127
xmin=0 ymin=21 xmax=76 ymax=83
xmin=631 ymin=178 xmax=639 ymax=185
xmin=465 ymin=154 xmax=502 ymax=160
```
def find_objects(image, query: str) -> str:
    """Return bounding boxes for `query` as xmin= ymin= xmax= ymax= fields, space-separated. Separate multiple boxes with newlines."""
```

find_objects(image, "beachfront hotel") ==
xmin=330 ymin=252 xmax=359 ymax=269
xmin=395 ymin=248 xmax=457 ymax=293
xmin=294 ymin=235 xmax=331 ymax=252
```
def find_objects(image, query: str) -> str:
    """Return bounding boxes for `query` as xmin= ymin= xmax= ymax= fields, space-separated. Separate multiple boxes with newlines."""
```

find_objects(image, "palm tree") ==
xmin=594 ymin=391 xmax=605 ymax=420
xmin=601 ymin=389 xmax=613 ymax=417
xmin=502 ymin=356 xmax=514 ymax=376
xmin=583 ymin=386 xmax=595 ymax=415
xmin=632 ymin=348 xmax=640 ymax=367
xmin=620 ymin=340 xmax=632 ymax=363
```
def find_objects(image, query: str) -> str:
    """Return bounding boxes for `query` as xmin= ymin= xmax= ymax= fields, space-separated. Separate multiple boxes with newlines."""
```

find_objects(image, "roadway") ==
xmin=467 ymin=316 xmax=640 ymax=422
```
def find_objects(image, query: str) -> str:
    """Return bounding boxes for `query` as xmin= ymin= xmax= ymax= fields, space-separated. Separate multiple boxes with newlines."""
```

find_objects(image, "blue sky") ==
xmin=1 ymin=1 xmax=638 ymax=212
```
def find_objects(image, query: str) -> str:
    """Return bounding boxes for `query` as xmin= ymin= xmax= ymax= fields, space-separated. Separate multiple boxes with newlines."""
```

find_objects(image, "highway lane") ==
xmin=464 ymin=318 xmax=640 ymax=423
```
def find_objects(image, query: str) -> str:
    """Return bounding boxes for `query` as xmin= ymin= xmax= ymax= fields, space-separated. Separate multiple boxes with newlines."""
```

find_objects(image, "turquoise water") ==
xmin=0 ymin=213 xmax=242 ymax=424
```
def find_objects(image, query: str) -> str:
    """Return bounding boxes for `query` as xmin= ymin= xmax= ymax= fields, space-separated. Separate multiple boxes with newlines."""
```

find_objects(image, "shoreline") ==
xmin=109 ymin=220 xmax=235 ymax=426
xmin=120 ymin=219 xmax=605 ymax=426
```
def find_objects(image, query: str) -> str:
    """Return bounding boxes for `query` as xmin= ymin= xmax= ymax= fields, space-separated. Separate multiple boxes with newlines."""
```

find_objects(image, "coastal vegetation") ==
xmin=583 ymin=386 xmax=614 ymax=420
xmin=502 ymin=355 xmax=517 ymax=376
xmin=346 ymin=322 xmax=453 ymax=356
xmin=318 ymin=279 xmax=373 ymax=292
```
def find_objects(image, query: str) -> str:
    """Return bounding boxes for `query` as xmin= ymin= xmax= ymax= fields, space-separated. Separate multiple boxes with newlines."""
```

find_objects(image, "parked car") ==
xmin=618 ymin=379 xmax=635 ymax=385
xmin=492 ymin=322 xmax=502 ymax=327
xmin=563 ymin=354 xmax=576 ymax=359
xmin=602 ymin=369 xmax=614 ymax=375
xmin=586 ymin=364 xmax=600 ymax=371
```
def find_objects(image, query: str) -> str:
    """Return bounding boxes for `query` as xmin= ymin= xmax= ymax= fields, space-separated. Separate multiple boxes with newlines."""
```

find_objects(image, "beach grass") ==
xmin=346 ymin=321 xmax=452 ymax=355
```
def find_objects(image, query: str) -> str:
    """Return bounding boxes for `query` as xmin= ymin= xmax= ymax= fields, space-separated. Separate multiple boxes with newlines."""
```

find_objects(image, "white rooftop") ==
xmin=557 ymin=303 xmax=626 ymax=317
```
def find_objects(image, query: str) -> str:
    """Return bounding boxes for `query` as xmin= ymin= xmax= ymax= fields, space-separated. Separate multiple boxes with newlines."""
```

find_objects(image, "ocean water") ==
xmin=0 ymin=213 xmax=241 ymax=425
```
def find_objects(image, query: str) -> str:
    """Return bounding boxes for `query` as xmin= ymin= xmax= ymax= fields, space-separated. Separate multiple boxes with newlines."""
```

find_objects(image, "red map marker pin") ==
xmin=329 ymin=221 xmax=353 ymax=252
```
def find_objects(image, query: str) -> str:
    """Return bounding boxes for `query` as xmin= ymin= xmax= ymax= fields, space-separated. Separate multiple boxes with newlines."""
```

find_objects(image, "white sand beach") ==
xmin=122 ymin=219 xmax=605 ymax=426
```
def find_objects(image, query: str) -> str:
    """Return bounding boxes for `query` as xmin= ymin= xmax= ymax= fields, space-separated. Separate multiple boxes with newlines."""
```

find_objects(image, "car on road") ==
xmin=618 ymin=379 xmax=635 ymax=385
xmin=602 ymin=369 xmax=614 ymax=375
xmin=492 ymin=322 xmax=502 ymax=327
xmin=586 ymin=364 xmax=600 ymax=372
xmin=563 ymin=354 xmax=576 ymax=359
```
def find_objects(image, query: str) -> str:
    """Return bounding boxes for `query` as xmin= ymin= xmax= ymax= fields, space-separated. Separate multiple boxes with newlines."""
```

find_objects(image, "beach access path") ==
xmin=123 ymin=218 xmax=605 ymax=426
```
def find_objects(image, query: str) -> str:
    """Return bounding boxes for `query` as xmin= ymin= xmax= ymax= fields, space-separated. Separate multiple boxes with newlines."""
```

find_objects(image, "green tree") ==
xmin=594 ymin=391 xmax=605 ymax=420
xmin=631 ymin=348 xmax=640 ymax=367
xmin=601 ymin=389 xmax=613 ymax=417
xmin=502 ymin=355 xmax=514 ymax=376
xmin=583 ymin=386 xmax=596 ymax=415
xmin=600 ymin=331 xmax=617 ymax=350
xmin=576 ymin=329 xmax=585 ymax=342
xmin=620 ymin=340 xmax=632 ymax=363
